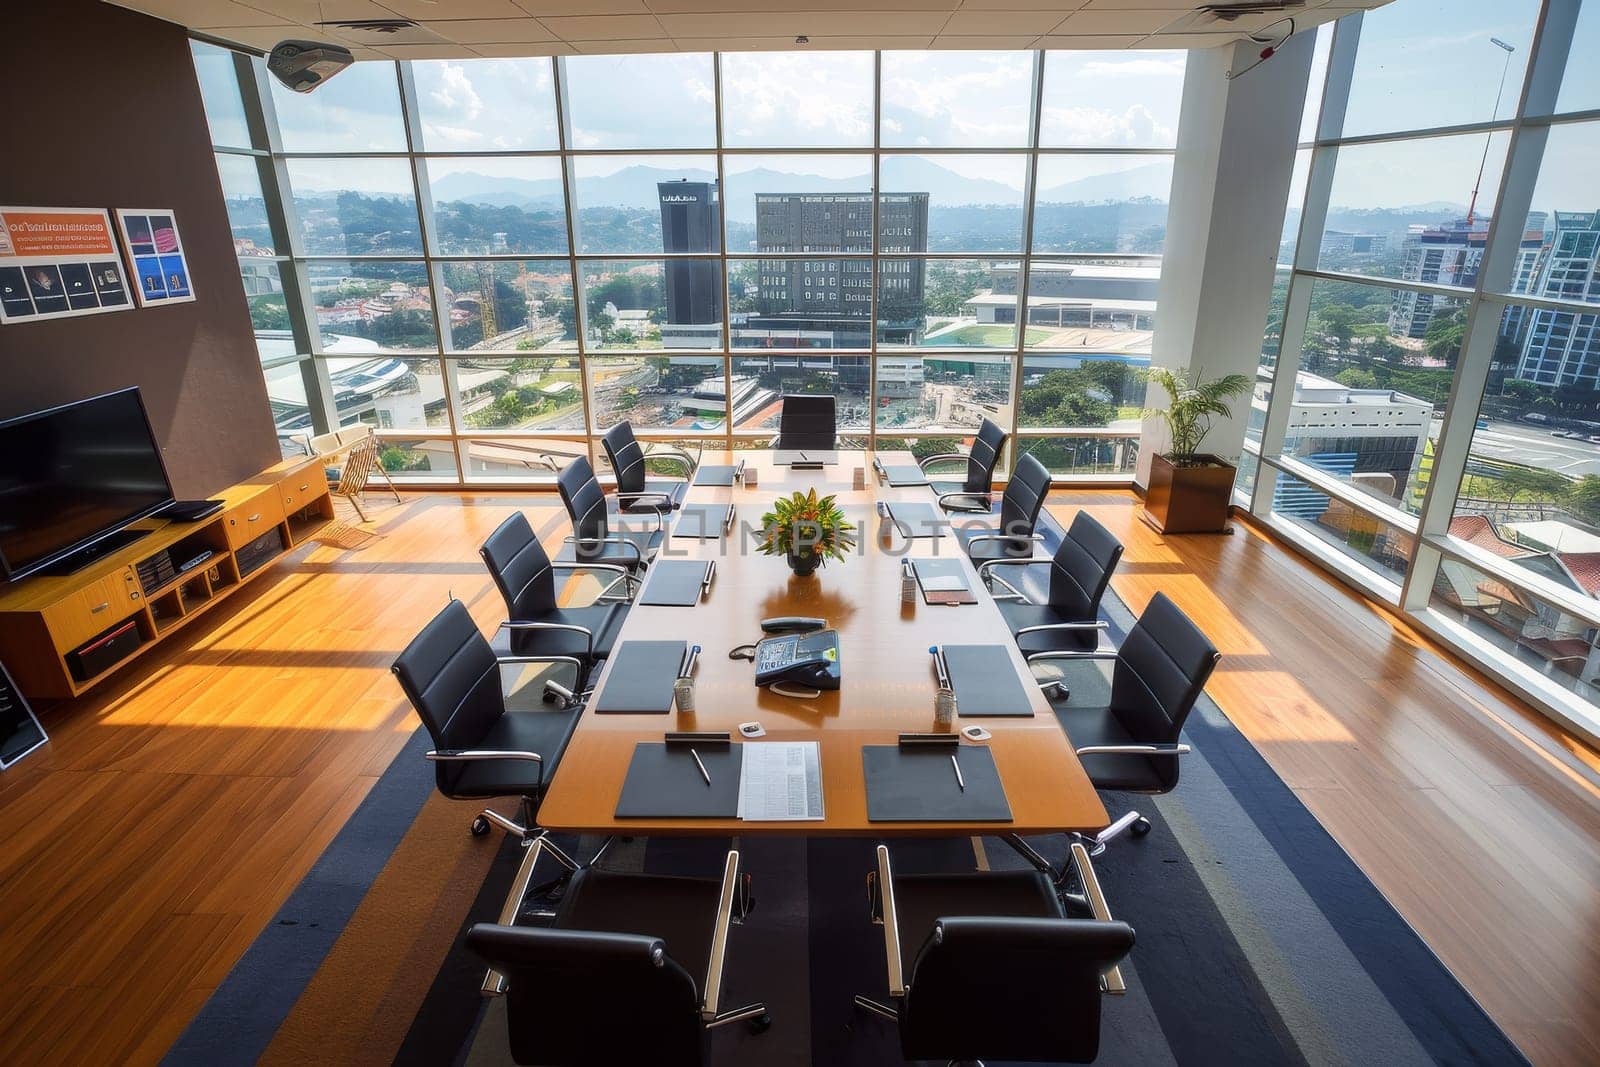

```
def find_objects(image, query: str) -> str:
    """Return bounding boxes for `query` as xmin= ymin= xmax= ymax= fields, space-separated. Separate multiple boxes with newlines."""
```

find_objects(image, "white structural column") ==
xmin=1138 ymin=33 xmax=1315 ymax=486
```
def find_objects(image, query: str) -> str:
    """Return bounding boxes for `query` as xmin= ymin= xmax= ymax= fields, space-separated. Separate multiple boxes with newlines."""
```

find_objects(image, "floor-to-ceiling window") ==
xmin=190 ymin=42 xmax=1185 ymax=485
xmin=1248 ymin=0 xmax=1600 ymax=738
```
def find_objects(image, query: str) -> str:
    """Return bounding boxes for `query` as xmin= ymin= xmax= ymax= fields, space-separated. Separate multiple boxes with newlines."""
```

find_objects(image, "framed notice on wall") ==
xmin=115 ymin=208 xmax=195 ymax=307
xmin=0 ymin=206 xmax=133 ymax=324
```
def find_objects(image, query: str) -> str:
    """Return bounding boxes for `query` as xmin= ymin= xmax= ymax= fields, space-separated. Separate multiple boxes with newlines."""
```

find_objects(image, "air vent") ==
xmin=313 ymin=18 xmax=447 ymax=46
xmin=1198 ymin=1 xmax=1306 ymax=20
xmin=319 ymin=19 xmax=420 ymax=35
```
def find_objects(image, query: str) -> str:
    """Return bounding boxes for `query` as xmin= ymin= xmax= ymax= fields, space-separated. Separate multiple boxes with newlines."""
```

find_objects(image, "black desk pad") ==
xmin=615 ymin=742 xmax=742 ymax=818
xmin=637 ymin=560 xmax=712 ymax=607
xmin=673 ymin=502 xmax=733 ymax=539
xmin=885 ymin=501 xmax=946 ymax=538
xmin=942 ymin=644 xmax=1035 ymax=717
xmin=862 ymin=744 xmax=1011 ymax=822
xmin=694 ymin=464 xmax=742 ymax=486
xmin=878 ymin=463 xmax=929 ymax=487
xmin=594 ymin=640 xmax=687 ymax=713
xmin=912 ymin=556 xmax=976 ymax=605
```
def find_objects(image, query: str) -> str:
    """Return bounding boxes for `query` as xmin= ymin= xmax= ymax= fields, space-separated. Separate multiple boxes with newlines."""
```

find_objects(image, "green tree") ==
xmin=1335 ymin=368 xmax=1378 ymax=389
xmin=1424 ymin=308 xmax=1467 ymax=367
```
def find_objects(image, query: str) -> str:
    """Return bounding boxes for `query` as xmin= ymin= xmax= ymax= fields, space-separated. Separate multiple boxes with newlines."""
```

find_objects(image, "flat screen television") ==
xmin=0 ymin=388 xmax=175 ymax=582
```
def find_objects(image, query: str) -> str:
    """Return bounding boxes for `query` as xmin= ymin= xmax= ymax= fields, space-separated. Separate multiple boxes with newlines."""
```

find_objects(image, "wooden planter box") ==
xmin=1144 ymin=452 xmax=1236 ymax=534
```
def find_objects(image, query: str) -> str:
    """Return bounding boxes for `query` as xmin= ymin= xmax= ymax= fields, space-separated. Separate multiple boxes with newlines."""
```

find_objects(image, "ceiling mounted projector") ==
xmin=267 ymin=40 xmax=354 ymax=94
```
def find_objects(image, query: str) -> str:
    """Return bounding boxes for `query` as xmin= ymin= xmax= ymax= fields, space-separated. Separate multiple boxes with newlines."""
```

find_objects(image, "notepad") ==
xmin=912 ymin=557 xmax=977 ymax=605
xmin=885 ymin=501 xmax=946 ymax=538
xmin=594 ymin=640 xmax=687 ymax=713
xmin=862 ymin=744 xmax=1011 ymax=822
xmin=941 ymin=644 xmax=1035 ymax=717
xmin=694 ymin=463 xmax=743 ymax=487
xmin=637 ymin=560 xmax=713 ymax=607
xmin=736 ymin=741 xmax=824 ymax=821
xmin=876 ymin=463 xmax=929 ymax=487
xmin=673 ymin=502 xmax=734 ymax=539
xmin=614 ymin=742 xmax=742 ymax=818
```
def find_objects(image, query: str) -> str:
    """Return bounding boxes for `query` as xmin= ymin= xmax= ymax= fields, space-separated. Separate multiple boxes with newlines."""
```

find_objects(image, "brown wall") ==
xmin=0 ymin=0 xmax=281 ymax=498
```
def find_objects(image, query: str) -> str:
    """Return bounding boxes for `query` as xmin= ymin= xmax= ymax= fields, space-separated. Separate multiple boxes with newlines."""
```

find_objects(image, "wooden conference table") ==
xmin=535 ymin=449 xmax=1108 ymax=838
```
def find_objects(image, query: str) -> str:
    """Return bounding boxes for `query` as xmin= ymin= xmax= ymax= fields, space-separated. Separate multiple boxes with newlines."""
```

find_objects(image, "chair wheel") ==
xmin=1131 ymin=817 xmax=1152 ymax=837
xmin=746 ymin=1012 xmax=772 ymax=1035
xmin=471 ymin=815 xmax=491 ymax=837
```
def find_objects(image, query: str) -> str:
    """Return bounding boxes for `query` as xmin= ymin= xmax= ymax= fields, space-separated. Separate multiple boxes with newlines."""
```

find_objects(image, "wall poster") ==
xmin=115 ymin=209 xmax=195 ymax=307
xmin=0 ymin=206 xmax=132 ymax=324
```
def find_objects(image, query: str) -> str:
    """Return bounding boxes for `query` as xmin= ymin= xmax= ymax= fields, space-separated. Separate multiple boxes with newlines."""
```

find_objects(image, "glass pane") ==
xmin=876 ymin=257 xmax=937 ymax=348
xmin=1019 ymin=354 xmax=1146 ymax=432
xmin=719 ymin=51 xmax=873 ymax=148
xmin=1552 ymin=1 xmax=1600 ymax=115
xmin=215 ymin=153 xmax=275 ymax=251
xmin=463 ymin=438 xmax=586 ymax=483
xmin=580 ymin=260 xmax=722 ymax=352
xmin=307 ymin=260 xmax=436 ymax=353
xmin=878 ymin=434 xmax=1007 ymax=466
xmin=1039 ymin=50 xmax=1185 ymax=149
xmin=285 ymin=158 xmax=422 ymax=255
xmin=1022 ymin=259 xmax=1158 ymax=355
xmin=1318 ymin=131 xmax=1510 ymax=282
xmin=436 ymin=259 xmax=575 ymax=352
xmin=588 ymin=356 xmax=727 ymax=432
xmin=875 ymin=355 xmax=1014 ymax=435
xmin=1341 ymin=0 xmax=1537 ymax=138
xmin=881 ymin=154 xmax=1023 ymax=252
xmin=571 ymin=156 xmax=718 ymax=255
xmin=411 ymin=58 xmax=559 ymax=151
xmin=326 ymin=357 xmax=449 ymax=432
xmin=563 ymin=53 xmax=715 ymax=149
xmin=263 ymin=360 xmax=313 ymax=441
xmin=450 ymin=357 xmax=585 ymax=434
xmin=1282 ymin=279 xmax=1449 ymax=513
xmin=1269 ymin=472 xmax=1413 ymax=586
xmin=1016 ymin=435 xmax=1137 ymax=477
xmin=1298 ymin=24 xmax=1333 ymax=145
xmin=240 ymin=260 xmax=290 ymax=360
xmin=1522 ymin=123 xmax=1600 ymax=306
xmin=1279 ymin=149 xmax=1310 ymax=268
xmin=915 ymin=258 xmax=1022 ymax=350
xmin=1032 ymin=155 xmax=1174 ymax=254
xmin=721 ymin=156 xmax=873 ymax=254
xmin=190 ymin=42 xmax=250 ymax=149
xmin=1430 ymin=556 xmax=1600 ymax=709
xmin=372 ymin=438 xmax=459 ymax=482
xmin=880 ymin=51 xmax=1032 ymax=148
xmin=270 ymin=60 xmax=407 ymax=152
xmin=728 ymin=257 xmax=872 ymax=350
xmin=425 ymin=157 xmax=568 ymax=255
xmin=729 ymin=355 xmax=870 ymax=433
xmin=1250 ymin=268 xmax=1292 ymax=455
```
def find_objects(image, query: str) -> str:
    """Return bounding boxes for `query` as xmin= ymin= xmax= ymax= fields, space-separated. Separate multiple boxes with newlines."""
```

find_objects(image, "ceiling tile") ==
xmin=658 ymin=12 xmax=949 ymax=37
xmin=940 ymin=12 xmax=1066 ymax=35
xmin=472 ymin=40 xmax=577 ymax=55
xmin=514 ymin=0 xmax=647 ymax=12
xmin=379 ymin=0 xmax=530 ymax=18
xmin=1037 ymin=33 xmax=1147 ymax=48
xmin=539 ymin=13 xmax=664 ymax=40
xmin=1054 ymin=8 xmax=1186 ymax=34
xmin=1161 ymin=9 xmax=1301 ymax=33
xmin=421 ymin=18 xmax=556 ymax=43
xmin=204 ymin=23 xmax=311 ymax=49
xmin=650 ymin=0 xmax=960 ymax=9
xmin=1143 ymin=31 xmax=1243 ymax=48
xmin=1079 ymin=0 xmax=1198 ymax=8
xmin=954 ymin=0 xmax=1089 ymax=10
xmin=243 ymin=0 xmax=396 ymax=20
xmin=668 ymin=34 xmax=934 ymax=52
xmin=112 ymin=0 xmax=291 ymax=28
xmin=569 ymin=37 xmax=678 ymax=53
xmin=929 ymin=34 xmax=1044 ymax=49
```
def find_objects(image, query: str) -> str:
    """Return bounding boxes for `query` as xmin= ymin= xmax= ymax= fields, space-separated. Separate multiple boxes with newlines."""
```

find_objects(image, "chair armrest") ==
xmin=564 ymin=535 xmax=644 ymax=562
xmin=1014 ymin=621 xmax=1109 ymax=637
xmin=618 ymin=490 xmax=676 ymax=509
xmin=976 ymin=558 xmax=1040 ymax=602
xmin=701 ymin=848 xmax=742 ymax=1022
xmin=916 ymin=452 xmax=968 ymax=473
xmin=936 ymin=490 xmax=992 ymax=514
xmin=1074 ymin=743 xmax=1191 ymax=757
xmin=551 ymin=562 xmax=633 ymax=603
xmin=964 ymin=532 xmax=1045 ymax=555
xmin=643 ymin=446 xmax=697 ymax=476
xmin=499 ymin=620 xmax=593 ymax=656
xmin=1026 ymin=649 xmax=1119 ymax=663
xmin=870 ymin=844 xmax=906 ymax=998
xmin=426 ymin=749 xmax=542 ymax=763
xmin=1069 ymin=842 xmax=1126 ymax=995
xmin=481 ymin=837 xmax=552 ymax=995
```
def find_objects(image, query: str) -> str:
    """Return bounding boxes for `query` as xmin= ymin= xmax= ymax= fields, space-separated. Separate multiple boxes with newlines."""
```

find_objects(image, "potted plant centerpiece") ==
xmin=1143 ymin=367 xmax=1253 ymax=534
xmin=758 ymin=488 xmax=856 ymax=576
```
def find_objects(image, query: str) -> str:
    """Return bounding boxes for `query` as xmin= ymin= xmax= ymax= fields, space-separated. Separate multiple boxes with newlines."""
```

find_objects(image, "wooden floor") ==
xmin=0 ymin=490 xmax=1596 ymax=1066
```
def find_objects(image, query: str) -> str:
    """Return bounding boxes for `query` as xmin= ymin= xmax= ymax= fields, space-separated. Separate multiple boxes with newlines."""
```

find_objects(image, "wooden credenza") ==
xmin=0 ymin=456 xmax=335 ymax=700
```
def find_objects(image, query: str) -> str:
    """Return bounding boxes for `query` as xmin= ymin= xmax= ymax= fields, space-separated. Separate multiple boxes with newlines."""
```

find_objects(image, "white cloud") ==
xmin=1078 ymin=57 xmax=1186 ymax=80
xmin=1041 ymin=104 xmax=1173 ymax=148
xmin=424 ymin=122 xmax=485 ymax=146
xmin=426 ymin=63 xmax=484 ymax=121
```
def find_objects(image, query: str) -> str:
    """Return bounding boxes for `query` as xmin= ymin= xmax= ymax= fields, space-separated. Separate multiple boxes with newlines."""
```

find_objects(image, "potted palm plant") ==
xmin=1143 ymin=367 xmax=1253 ymax=534
xmin=758 ymin=488 xmax=856 ymax=576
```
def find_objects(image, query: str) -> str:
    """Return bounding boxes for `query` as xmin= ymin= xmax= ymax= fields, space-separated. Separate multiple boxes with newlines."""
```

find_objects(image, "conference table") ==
xmin=535 ymin=449 xmax=1108 ymax=838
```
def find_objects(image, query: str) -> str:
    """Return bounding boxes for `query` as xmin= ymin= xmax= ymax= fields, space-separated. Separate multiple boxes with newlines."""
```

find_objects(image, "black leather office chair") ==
xmin=601 ymin=420 xmax=693 ymax=513
xmin=921 ymin=416 xmax=1008 ymax=514
xmin=956 ymin=452 xmax=1052 ymax=563
xmin=855 ymin=843 xmax=1134 ymax=1065
xmin=773 ymin=394 xmax=837 ymax=451
xmin=1025 ymin=591 xmax=1221 ymax=859
xmin=467 ymin=846 xmax=770 ymax=1066
xmin=480 ymin=512 xmax=632 ymax=681
xmin=982 ymin=511 xmax=1124 ymax=655
xmin=555 ymin=455 xmax=663 ymax=573
xmin=392 ymin=598 xmax=582 ymax=840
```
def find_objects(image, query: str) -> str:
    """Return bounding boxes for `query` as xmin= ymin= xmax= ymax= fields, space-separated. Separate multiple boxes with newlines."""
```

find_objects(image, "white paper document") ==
xmin=737 ymin=741 xmax=824 ymax=821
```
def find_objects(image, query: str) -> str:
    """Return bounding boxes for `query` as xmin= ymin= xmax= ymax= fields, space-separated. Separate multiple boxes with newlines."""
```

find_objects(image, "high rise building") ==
xmin=657 ymin=180 xmax=722 ymax=349
xmin=1513 ymin=211 xmax=1600 ymax=388
xmin=1389 ymin=216 xmax=1545 ymax=339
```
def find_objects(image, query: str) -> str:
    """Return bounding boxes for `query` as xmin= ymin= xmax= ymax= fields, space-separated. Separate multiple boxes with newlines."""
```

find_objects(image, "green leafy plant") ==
xmin=758 ymin=488 xmax=856 ymax=567
xmin=1143 ymin=367 xmax=1253 ymax=467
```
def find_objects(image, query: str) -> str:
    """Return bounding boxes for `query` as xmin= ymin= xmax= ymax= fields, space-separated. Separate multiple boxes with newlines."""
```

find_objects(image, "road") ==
xmin=1464 ymin=419 xmax=1600 ymax=479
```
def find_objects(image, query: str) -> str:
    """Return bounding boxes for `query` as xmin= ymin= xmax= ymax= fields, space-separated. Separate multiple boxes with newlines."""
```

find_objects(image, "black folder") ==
xmin=942 ymin=644 xmax=1035 ymax=717
xmin=877 ymin=463 xmax=929 ymax=487
xmin=594 ymin=640 xmax=687 ymax=713
xmin=637 ymin=560 xmax=713 ymax=607
xmin=886 ymin=501 xmax=946 ymax=538
xmin=615 ymin=742 xmax=742 ymax=818
xmin=694 ymin=464 xmax=742 ymax=487
xmin=912 ymin=556 xmax=976 ymax=605
xmin=862 ymin=744 xmax=1011 ymax=822
xmin=673 ymin=502 xmax=733 ymax=539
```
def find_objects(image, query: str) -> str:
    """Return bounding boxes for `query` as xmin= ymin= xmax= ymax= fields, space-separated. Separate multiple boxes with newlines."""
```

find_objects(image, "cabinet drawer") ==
xmin=223 ymin=490 xmax=285 ymax=551
xmin=278 ymin=468 xmax=320 ymax=515
xmin=45 ymin=571 xmax=140 ymax=651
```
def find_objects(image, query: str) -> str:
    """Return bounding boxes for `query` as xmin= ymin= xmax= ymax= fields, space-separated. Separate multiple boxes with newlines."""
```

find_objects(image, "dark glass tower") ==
xmin=658 ymin=180 xmax=721 ymax=338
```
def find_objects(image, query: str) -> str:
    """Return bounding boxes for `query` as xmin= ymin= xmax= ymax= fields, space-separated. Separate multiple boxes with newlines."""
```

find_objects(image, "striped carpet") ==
xmin=166 ymin=580 xmax=1527 ymax=1067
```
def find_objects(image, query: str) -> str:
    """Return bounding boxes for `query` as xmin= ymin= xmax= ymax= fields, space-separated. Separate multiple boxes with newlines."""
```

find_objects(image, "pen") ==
xmin=683 ymin=644 xmax=702 ymax=679
xmin=951 ymin=753 xmax=965 ymax=791
xmin=678 ymin=644 xmax=692 ymax=679
xmin=929 ymin=645 xmax=951 ymax=690
xmin=691 ymin=747 xmax=712 ymax=786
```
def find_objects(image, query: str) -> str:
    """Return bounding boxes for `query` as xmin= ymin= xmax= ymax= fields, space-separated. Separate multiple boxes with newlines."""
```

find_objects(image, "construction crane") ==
xmin=476 ymin=261 xmax=497 ymax=340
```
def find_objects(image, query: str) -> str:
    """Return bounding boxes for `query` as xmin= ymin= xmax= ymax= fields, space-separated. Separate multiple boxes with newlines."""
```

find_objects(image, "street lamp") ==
xmin=1467 ymin=37 xmax=1518 ymax=227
